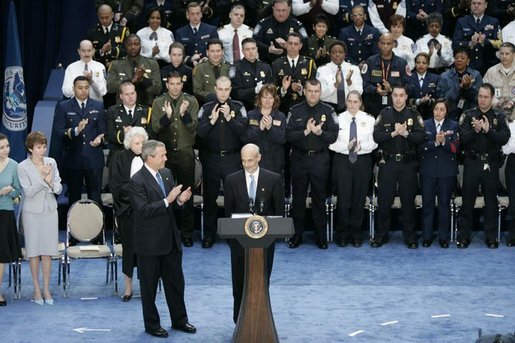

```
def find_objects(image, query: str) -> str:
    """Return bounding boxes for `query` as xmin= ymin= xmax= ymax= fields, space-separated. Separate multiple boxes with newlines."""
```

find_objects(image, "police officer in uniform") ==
xmin=286 ymin=79 xmax=339 ymax=249
xmin=160 ymin=42 xmax=193 ymax=95
xmin=372 ymin=84 xmax=426 ymax=248
xmin=230 ymin=38 xmax=273 ymax=111
xmin=306 ymin=14 xmax=337 ymax=67
xmin=197 ymin=76 xmax=248 ymax=248
xmin=151 ymin=72 xmax=199 ymax=247
xmin=457 ymin=83 xmax=510 ymax=249
xmin=362 ymin=32 xmax=412 ymax=117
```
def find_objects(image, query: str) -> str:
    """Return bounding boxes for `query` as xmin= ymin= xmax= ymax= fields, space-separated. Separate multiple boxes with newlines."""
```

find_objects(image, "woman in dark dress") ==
xmin=108 ymin=127 xmax=148 ymax=301
xmin=0 ymin=133 xmax=21 ymax=306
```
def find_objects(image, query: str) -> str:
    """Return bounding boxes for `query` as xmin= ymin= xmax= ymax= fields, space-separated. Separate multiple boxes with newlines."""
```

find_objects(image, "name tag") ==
xmin=273 ymin=119 xmax=281 ymax=127
xmin=391 ymin=71 xmax=400 ymax=77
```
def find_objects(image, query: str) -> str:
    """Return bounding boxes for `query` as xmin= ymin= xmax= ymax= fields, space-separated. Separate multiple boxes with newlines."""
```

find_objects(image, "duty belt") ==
xmin=385 ymin=153 xmax=413 ymax=162
xmin=465 ymin=151 xmax=497 ymax=162
xmin=210 ymin=149 xmax=238 ymax=157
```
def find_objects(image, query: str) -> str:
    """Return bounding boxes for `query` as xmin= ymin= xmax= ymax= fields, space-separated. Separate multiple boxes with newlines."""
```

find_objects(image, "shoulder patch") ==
xmin=198 ymin=107 xmax=205 ymax=119
xmin=361 ymin=63 xmax=368 ymax=74
xmin=405 ymin=64 xmax=412 ymax=77
xmin=229 ymin=66 xmax=236 ymax=78
xmin=459 ymin=113 xmax=466 ymax=125
xmin=417 ymin=115 xmax=424 ymax=127
xmin=375 ymin=114 xmax=382 ymax=125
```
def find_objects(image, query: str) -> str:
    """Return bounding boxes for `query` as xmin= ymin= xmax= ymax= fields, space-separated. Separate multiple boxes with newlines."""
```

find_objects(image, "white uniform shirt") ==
xmin=368 ymin=0 xmax=406 ymax=34
xmin=218 ymin=23 xmax=254 ymax=65
xmin=393 ymin=35 xmax=415 ymax=71
xmin=329 ymin=110 xmax=377 ymax=154
xmin=502 ymin=21 xmax=515 ymax=45
xmin=137 ymin=26 xmax=174 ymax=63
xmin=292 ymin=0 xmax=339 ymax=16
xmin=317 ymin=61 xmax=363 ymax=105
xmin=415 ymin=33 xmax=454 ymax=69
xmin=62 ymin=60 xmax=107 ymax=102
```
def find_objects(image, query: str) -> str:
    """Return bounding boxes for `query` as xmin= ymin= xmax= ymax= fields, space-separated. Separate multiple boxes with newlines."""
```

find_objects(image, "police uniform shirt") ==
xmin=160 ymin=63 xmax=193 ymax=95
xmin=62 ymin=60 xmax=107 ymax=102
xmin=86 ymin=22 xmax=128 ymax=67
xmin=483 ymin=62 xmax=515 ymax=109
xmin=246 ymin=108 xmax=287 ymax=155
xmin=393 ymin=35 xmax=415 ymax=71
xmin=137 ymin=26 xmax=174 ymax=63
xmin=338 ymin=24 xmax=381 ymax=65
xmin=230 ymin=58 xmax=273 ymax=108
xmin=105 ymin=103 xmax=152 ymax=147
xmin=218 ymin=23 xmax=254 ymax=65
xmin=414 ymin=33 xmax=454 ymax=69
xmin=317 ymin=61 xmax=363 ymax=105
xmin=329 ymin=110 xmax=377 ymax=154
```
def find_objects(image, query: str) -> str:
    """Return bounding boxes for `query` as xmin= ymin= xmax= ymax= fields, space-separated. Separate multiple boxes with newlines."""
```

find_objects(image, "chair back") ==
xmin=67 ymin=199 xmax=104 ymax=242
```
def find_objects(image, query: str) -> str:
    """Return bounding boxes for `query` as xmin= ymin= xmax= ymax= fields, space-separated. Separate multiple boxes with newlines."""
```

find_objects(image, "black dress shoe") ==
xmin=316 ymin=238 xmax=328 ymax=249
xmin=438 ymin=240 xmax=449 ymax=249
xmin=507 ymin=239 xmax=515 ymax=247
xmin=172 ymin=322 xmax=197 ymax=334
xmin=457 ymin=238 xmax=471 ymax=249
xmin=335 ymin=238 xmax=348 ymax=247
xmin=407 ymin=242 xmax=419 ymax=249
xmin=370 ymin=236 xmax=387 ymax=248
xmin=182 ymin=237 xmax=193 ymax=247
xmin=121 ymin=293 xmax=132 ymax=302
xmin=145 ymin=327 xmax=169 ymax=338
xmin=0 ymin=299 xmax=6 ymax=306
xmin=352 ymin=240 xmax=362 ymax=248
xmin=201 ymin=238 xmax=213 ymax=249
xmin=486 ymin=240 xmax=499 ymax=249
xmin=422 ymin=240 xmax=432 ymax=248
xmin=288 ymin=235 xmax=303 ymax=249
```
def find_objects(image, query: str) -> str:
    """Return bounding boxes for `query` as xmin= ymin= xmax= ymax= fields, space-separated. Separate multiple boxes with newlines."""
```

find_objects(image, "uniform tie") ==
xmin=149 ymin=31 xmax=157 ymax=41
xmin=349 ymin=117 xmax=357 ymax=163
xmin=249 ymin=174 xmax=256 ymax=202
xmin=419 ymin=77 xmax=424 ymax=88
xmin=232 ymin=29 xmax=240 ymax=62
xmin=436 ymin=123 xmax=441 ymax=134
xmin=291 ymin=59 xmax=296 ymax=74
xmin=81 ymin=102 xmax=85 ymax=111
xmin=358 ymin=29 xmax=362 ymax=36
xmin=337 ymin=65 xmax=346 ymax=109
xmin=193 ymin=27 xmax=198 ymax=35
xmin=128 ymin=109 xmax=133 ymax=118
xmin=84 ymin=63 xmax=88 ymax=71
xmin=104 ymin=27 xmax=109 ymax=36
xmin=156 ymin=172 xmax=167 ymax=197
xmin=476 ymin=18 xmax=480 ymax=25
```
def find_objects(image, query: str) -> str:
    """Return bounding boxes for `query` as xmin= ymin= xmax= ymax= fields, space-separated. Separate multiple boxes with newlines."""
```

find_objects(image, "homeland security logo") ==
xmin=3 ymin=66 xmax=27 ymax=132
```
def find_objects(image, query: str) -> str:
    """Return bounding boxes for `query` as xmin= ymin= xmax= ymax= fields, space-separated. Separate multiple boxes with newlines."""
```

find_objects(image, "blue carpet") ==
xmin=1 ymin=232 xmax=514 ymax=342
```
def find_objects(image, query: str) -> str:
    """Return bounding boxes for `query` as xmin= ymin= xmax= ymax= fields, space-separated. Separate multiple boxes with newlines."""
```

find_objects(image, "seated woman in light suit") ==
xmin=419 ymin=99 xmax=458 ymax=248
xmin=18 ymin=132 xmax=62 ymax=305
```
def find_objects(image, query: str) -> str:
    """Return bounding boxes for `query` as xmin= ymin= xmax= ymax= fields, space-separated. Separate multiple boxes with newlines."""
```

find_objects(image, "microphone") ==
xmin=258 ymin=199 xmax=265 ymax=215
xmin=248 ymin=197 xmax=254 ymax=214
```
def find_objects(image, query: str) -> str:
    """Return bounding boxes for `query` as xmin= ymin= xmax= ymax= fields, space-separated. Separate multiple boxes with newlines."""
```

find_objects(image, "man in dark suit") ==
xmin=223 ymin=143 xmax=285 ymax=324
xmin=53 ymin=76 xmax=106 ymax=207
xmin=129 ymin=140 xmax=196 ymax=338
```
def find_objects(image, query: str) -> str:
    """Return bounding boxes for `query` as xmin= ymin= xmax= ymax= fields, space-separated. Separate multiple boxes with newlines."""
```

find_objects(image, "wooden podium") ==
xmin=218 ymin=216 xmax=294 ymax=343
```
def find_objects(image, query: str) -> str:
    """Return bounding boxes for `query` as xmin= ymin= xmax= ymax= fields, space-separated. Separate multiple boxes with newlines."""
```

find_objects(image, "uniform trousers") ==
xmin=377 ymin=160 xmax=418 ymax=243
xmin=332 ymin=153 xmax=373 ymax=241
xmin=420 ymin=175 xmax=455 ymax=241
xmin=505 ymin=154 xmax=515 ymax=240
xmin=65 ymin=168 xmax=103 ymax=206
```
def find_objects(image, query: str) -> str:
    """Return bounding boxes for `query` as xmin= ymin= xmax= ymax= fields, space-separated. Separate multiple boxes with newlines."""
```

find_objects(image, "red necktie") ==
xmin=232 ymin=29 xmax=240 ymax=62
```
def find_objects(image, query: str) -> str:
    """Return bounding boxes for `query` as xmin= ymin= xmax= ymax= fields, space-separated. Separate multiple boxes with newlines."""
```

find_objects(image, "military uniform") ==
xmin=197 ymin=99 xmax=248 ymax=244
xmin=362 ymin=53 xmax=412 ymax=117
xmin=306 ymin=34 xmax=337 ymax=67
xmin=458 ymin=107 xmax=510 ymax=246
xmin=286 ymin=100 xmax=338 ymax=246
xmin=405 ymin=0 xmax=442 ymax=41
xmin=192 ymin=60 xmax=231 ymax=105
xmin=483 ymin=62 xmax=515 ymax=113
xmin=408 ymin=71 xmax=439 ymax=119
xmin=174 ymin=23 xmax=219 ymax=66
xmin=152 ymin=92 xmax=199 ymax=241
xmin=229 ymin=58 xmax=273 ymax=111
xmin=253 ymin=16 xmax=308 ymax=63
xmin=160 ymin=63 xmax=193 ymax=95
xmin=372 ymin=105 xmax=425 ymax=246
xmin=338 ymin=24 xmax=380 ymax=66
xmin=107 ymin=55 xmax=162 ymax=107
xmin=86 ymin=22 xmax=128 ymax=68
xmin=453 ymin=15 xmax=502 ymax=75
xmin=106 ymin=103 xmax=153 ymax=151
xmin=337 ymin=0 xmax=369 ymax=28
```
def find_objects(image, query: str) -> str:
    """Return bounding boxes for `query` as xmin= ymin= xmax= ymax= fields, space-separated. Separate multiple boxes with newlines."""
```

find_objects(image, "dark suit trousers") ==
xmin=505 ymin=155 xmax=515 ymax=240
xmin=138 ymin=248 xmax=188 ymax=331
xmin=420 ymin=175 xmax=455 ymax=241
xmin=459 ymin=159 xmax=499 ymax=241
xmin=228 ymin=239 xmax=275 ymax=324
xmin=332 ymin=154 xmax=373 ymax=241
xmin=166 ymin=148 xmax=195 ymax=238
xmin=117 ymin=213 xmax=137 ymax=278
xmin=65 ymin=168 xmax=103 ymax=205
xmin=377 ymin=161 xmax=418 ymax=242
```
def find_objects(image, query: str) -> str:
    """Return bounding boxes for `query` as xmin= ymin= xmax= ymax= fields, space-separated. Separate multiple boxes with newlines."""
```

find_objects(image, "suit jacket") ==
xmin=129 ymin=166 xmax=182 ymax=256
xmin=18 ymin=157 xmax=62 ymax=214
xmin=224 ymin=168 xmax=284 ymax=217
xmin=420 ymin=118 xmax=459 ymax=178
xmin=53 ymin=98 xmax=106 ymax=170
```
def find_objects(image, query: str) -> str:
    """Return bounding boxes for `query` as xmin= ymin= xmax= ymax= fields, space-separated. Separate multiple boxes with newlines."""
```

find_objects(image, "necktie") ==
xmin=81 ymin=102 xmax=85 ymax=111
xmin=291 ymin=59 xmax=296 ymax=74
xmin=232 ymin=29 xmax=240 ymax=62
xmin=249 ymin=175 xmax=256 ymax=202
xmin=436 ymin=123 xmax=441 ymax=134
xmin=214 ymin=65 xmax=220 ymax=80
xmin=419 ymin=77 xmax=424 ymax=88
xmin=358 ymin=30 xmax=362 ymax=36
xmin=349 ymin=117 xmax=357 ymax=163
xmin=337 ymin=65 xmax=346 ymax=109
xmin=149 ymin=32 xmax=157 ymax=41
xmin=156 ymin=172 xmax=167 ymax=197
xmin=476 ymin=18 xmax=480 ymax=25
xmin=84 ymin=63 xmax=88 ymax=71
xmin=193 ymin=27 xmax=198 ymax=35
xmin=104 ymin=27 xmax=109 ymax=36
xmin=128 ymin=109 xmax=133 ymax=118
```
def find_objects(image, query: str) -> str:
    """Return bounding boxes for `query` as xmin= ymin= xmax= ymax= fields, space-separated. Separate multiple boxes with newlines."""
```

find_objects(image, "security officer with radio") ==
xmin=457 ymin=83 xmax=510 ymax=249
xmin=197 ymin=76 xmax=248 ymax=248
xmin=372 ymin=84 xmax=425 ymax=249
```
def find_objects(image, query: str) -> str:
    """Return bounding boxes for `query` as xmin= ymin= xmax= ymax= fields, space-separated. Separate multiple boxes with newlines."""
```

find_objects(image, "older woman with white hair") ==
xmin=108 ymin=126 xmax=149 ymax=301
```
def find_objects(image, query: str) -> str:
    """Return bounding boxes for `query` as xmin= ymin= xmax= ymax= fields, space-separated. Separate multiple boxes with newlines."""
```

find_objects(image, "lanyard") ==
xmin=381 ymin=59 xmax=391 ymax=81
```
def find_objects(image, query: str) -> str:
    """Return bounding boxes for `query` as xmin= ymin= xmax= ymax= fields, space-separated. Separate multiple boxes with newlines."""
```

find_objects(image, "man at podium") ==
xmin=223 ymin=143 xmax=285 ymax=323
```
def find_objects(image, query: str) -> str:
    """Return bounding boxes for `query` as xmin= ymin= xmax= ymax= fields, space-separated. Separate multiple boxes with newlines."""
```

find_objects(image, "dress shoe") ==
xmin=507 ymin=239 xmax=515 ymax=247
xmin=438 ymin=240 xmax=449 ymax=249
xmin=288 ymin=235 xmax=303 ymax=249
xmin=121 ymin=293 xmax=132 ymax=302
xmin=352 ymin=240 xmax=362 ymax=248
xmin=201 ymin=238 xmax=214 ymax=249
xmin=486 ymin=240 xmax=499 ymax=249
xmin=457 ymin=238 xmax=471 ymax=249
xmin=145 ymin=327 xmax=168 ymax=338
xmin=422 ymin=240 xmax=432 ymax=248
xmin=407 ymin=242 xmax=419 ymax=249
xmin=182 ymin=237 xmax=193 ymax=247
xmin=316 ymin=238 xmax=328 ymax=249
xmin=0 ymin=299 xmax=6 ymax=306
xmin=172 ymin=322 xmax=197 ymax=334
xmin=370 ymin=236 xmax=387 ymax=248
xmin=335 ymin=238 xmax=348 ymax=247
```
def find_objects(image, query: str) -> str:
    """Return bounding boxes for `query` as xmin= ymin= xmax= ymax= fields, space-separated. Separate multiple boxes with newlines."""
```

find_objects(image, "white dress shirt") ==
xmin=137 ymin=26 xmax=174 ymax=63
xmin=317 ymin=61 xmax=363 ymax=105
xmin=393 ymin=35 xmax=415 ymax=71
xmin=62 ymin=60 xmax=107 ymax=102
xmin=292 ymin=0 xmax=339 ymax=16
xmin=130 ymin=156 xmax=143 ymax=177
xmin=329 ymin=110 xmax=377 ymax=154
xmin=368 ymin=0 xmax=406 ymax=34
xmin=218 ymin=23 xmax=253 ymax=64
xmin=415 ymin=33 xmax=454 ymax=69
